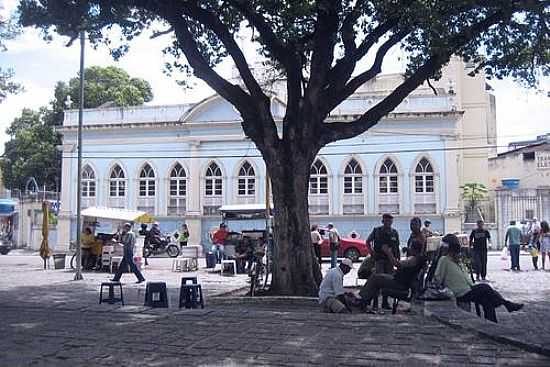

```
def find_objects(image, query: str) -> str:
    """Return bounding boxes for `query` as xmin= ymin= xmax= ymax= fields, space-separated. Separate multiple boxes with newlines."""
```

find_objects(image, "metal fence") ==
xmin=463 ymin=199 xmax=496 ymax=224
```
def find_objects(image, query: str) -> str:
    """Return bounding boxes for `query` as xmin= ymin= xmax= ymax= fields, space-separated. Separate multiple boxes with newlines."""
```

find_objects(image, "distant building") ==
xmin=55 ymin=59 xmax=497 ymax=252
xmin=489 ymin=136 xmax=550 ymax=245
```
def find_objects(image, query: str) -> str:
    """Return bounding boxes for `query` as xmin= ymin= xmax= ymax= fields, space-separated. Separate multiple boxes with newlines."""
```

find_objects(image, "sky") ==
xmin=1 ymin=0 xmax=549 ymax=155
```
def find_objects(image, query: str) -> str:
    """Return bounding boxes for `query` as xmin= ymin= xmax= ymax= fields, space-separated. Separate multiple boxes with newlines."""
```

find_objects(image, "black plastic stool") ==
xmin=99 ymin=282 xmax=124 ymax=305
xmin=179 ymin=277 xmax=204 ymax=309
xmin=144 ymin=282 xmax=169 ymax=308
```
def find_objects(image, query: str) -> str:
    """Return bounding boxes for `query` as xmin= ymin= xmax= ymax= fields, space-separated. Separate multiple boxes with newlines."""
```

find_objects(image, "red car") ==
xmin=318 ymin=228 xmax=370 ymax=262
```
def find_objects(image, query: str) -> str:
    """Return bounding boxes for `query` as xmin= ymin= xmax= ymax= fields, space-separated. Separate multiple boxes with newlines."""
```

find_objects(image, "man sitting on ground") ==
xmin=318 ymin=258 xmax=354 ymax=314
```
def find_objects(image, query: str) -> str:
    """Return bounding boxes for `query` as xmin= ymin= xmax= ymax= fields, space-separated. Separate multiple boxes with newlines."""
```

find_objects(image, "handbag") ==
xmin=500 ymin=246 xmax=509 ymax=261
xmin=417 ymin=283 xmax=453 ymax=301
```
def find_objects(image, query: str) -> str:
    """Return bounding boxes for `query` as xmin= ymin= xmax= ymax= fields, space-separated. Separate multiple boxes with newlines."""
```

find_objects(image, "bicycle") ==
xmin=249 ymin=248 xmax=267 ymax=296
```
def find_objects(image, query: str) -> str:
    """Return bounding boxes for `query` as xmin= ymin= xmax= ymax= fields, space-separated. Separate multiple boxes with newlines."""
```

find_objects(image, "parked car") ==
xmin=318 ymin=228 xmax=369 ymax=262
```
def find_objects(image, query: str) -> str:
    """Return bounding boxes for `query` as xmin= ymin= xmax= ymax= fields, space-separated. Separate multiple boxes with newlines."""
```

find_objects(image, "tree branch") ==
xmin=322 ymin=7 xmax=518 ymax=144
xmin=323 ymin=30 xmax=408 ymax=114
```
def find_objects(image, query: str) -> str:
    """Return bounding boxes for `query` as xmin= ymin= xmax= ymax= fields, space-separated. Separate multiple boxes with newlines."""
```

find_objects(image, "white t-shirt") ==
xmin=328 ymin=228 xmax=340 ymax=244
xmin=318 ymin=267 xmax=345 ymax=304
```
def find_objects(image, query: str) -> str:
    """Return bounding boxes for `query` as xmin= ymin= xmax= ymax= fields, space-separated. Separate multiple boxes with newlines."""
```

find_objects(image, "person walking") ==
xmin=469 ymin=220 xmax=491 ymax=281
xmin=327 ymin=223 xmax=341 ymax=268
xmin=505 ymin=220 xmax=522 ymax=271
xmin=112 ymin=223 xmax=146 ymax=284
xmin=366 ymin=213 xmax=400 ymax=310
xmin=435 ymin=234 xmax=523 ymax=323
xmin=310 ymin=224 xmax=323 ymax=268
xmin=539 ymin=221 xmax=550 ymax=270
xmin=530 ymin=218 xmax=542 ymax=270
xmin=179 ymin=223 xmax=190 ymax=250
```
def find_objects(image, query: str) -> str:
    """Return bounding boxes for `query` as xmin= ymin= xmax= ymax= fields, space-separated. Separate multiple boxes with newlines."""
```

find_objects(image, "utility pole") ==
xmin=74 ymin=31 xmax=85 ymax=281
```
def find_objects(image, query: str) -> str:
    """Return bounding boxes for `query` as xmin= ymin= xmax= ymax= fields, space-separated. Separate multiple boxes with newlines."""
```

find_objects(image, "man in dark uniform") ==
xmin=469 ymin=220 xmax=491 ymax=281
xmin=366 ymin=213 xmax=400 ymax=310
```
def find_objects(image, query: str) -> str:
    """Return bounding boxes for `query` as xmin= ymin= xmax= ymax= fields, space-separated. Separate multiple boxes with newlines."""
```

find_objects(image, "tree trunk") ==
xmin=265 ymin=146 xmax=323 ymax=296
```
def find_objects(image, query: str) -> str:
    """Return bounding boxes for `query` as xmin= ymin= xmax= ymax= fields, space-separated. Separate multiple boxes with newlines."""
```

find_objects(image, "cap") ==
xmin=382 ymin=213 xmax=394 ymax=219
xmin=341 ymin=258 xmax=354 ymax=269
xmin=123 ymin=222 xmax=132 ymax=228
xmin=424 ymin=220 xmax=431 ymax=224
xmin=327 ymin=223 xmax=334 ymax=228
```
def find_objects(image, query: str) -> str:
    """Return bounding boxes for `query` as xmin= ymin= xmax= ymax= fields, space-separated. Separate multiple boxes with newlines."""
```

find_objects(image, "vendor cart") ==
xmin=79 ymin=207 xmax=154 ymax=272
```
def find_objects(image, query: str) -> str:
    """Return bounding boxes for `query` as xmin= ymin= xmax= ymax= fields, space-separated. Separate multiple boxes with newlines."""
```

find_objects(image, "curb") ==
xmin=208 ymin=295 xmax=318 ymax=306
xmin=423 ymin=302 xmax=550 ymax=357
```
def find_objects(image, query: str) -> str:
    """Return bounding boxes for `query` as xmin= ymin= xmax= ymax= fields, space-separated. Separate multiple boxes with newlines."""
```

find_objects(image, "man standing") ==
xmin=421 ymin=220 xmax=434 ymax=238
xmin=112 ymin=223 xmax=145 ymax=284
xmin=318 ymin=258 xmax=354 ymax=313
xmin=366 ymin=213 xmax=400 ymax=310
xmin=310 ymin=224 xmax=323 ymax=268
xmin=469 ymin=220 xmax=491 ymax=281
xmin=327 ymin=223 xmax=340 ymax=268
xmin=505 ymin=220 xmax=522 ymax=271
xmin=211 ymin=223 xmax=228 ymax=264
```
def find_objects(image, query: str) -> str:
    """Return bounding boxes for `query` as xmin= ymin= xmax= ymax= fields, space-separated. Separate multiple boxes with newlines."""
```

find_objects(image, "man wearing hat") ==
xmin=327 ymin=223 xmax=341 ymax=268
xmin=318 ymin=258 xmax=354 ymax=313
xmin=365 ymin=213 xmax=400 ymax=310
xmin=112 ymin=223 xmax=146 ymax=284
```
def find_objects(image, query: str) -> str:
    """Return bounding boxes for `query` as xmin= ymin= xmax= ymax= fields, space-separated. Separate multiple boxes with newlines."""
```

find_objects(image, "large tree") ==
xmin=1 ymin=66 xmax=153 ymax=190
xmin=18 ymin=0 xmax=549 ymax=295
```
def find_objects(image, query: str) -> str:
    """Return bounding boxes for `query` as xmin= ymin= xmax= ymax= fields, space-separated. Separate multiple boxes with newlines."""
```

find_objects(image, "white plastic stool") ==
xmin=220 ymin=260 xmax=237 ymax=276
xmin=172 ymin=258 xmax=187 ymax=272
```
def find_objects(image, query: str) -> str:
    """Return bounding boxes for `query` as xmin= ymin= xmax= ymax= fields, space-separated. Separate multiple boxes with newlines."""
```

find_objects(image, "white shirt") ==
xmin=328 ymin=228 xmax=340 ymax=244
xmin=318 ymin=266 xmax=345 ymax=304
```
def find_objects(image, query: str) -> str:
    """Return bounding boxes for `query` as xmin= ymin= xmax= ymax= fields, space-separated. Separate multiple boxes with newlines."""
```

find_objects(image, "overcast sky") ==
xmin=1 ymin=0 xmax=548 ymax=155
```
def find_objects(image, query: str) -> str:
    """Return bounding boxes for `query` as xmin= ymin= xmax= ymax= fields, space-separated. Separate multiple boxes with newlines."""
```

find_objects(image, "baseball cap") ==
xmin=382 ymin=213 xmax=394 ymax=219
xmin=341 ymin=258 xmax=354 ymax=269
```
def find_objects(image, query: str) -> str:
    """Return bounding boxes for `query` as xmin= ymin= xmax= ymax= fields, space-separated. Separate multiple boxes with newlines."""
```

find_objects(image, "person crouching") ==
xmin=318 ymin=258 xmax=354 ymax=314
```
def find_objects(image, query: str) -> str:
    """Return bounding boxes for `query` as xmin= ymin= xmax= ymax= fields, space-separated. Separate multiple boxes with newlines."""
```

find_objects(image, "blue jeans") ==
xmin=113 ymin=254 xmax=145 ymax=282
xmin=510 ymin=245 xmax=520 ymax=270
xmin=211 ymin=244 xmax=225 ymax=264
xmin=330 ymin=248 xmax=338 ymax=268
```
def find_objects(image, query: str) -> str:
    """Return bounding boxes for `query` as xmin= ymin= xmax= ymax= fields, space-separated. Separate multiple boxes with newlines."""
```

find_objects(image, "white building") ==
xmin=55 ymin=59 xmax=496 ymax=252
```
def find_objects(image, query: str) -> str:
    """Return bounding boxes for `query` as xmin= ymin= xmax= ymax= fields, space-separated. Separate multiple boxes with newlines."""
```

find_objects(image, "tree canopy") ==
xmin=17 ymin=0 xmax=549 ymax=295
xmin=1 ymin=66 xmax=154 ymax=191
xmin=0 ymin=11 xmax=23 ymax=103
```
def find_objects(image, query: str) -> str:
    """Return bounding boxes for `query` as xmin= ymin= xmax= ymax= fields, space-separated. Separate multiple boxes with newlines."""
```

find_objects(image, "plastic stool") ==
xmin=172 ymin=258 xmax=186 ymax=272
xmin=179 ymin=277 xmax=204 ymax=309
xmin=144 ymin=282 xmax=169 ymax=308
xmin=99 ymin=282 xmax=124 ymax=305
xmin=221 ymin=260 xmax=237 ymax=276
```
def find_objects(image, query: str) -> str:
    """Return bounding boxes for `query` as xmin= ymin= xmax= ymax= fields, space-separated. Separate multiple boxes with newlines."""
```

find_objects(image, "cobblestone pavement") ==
xmin=1 ymin=253 xmax=550 ymax=366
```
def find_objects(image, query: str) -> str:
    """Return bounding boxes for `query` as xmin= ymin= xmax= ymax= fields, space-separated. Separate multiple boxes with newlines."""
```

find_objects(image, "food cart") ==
xmin=81 ymin=206 xmax=154 ymax=272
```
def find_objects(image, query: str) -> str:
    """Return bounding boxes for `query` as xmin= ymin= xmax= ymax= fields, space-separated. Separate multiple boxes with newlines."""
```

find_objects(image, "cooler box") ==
xmin=206 ymin=252 xmax=216 ymax=269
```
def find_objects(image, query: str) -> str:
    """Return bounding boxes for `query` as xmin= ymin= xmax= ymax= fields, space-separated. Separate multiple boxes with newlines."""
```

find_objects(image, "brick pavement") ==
xmin=1 ymin=253 xmax=550 ymax=366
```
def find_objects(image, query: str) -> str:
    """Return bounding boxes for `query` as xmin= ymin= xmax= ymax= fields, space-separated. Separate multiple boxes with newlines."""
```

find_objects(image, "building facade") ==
xmin=56 ymin=60 xmax=496 ymax=252
xmin=489 ymin=136 xmax=550 ymax=245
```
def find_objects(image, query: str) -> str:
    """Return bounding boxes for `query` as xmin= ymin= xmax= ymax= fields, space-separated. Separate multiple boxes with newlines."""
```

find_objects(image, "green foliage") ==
xmin=60 ymin=66 xmax=153 ymax=110
xmin=17 ymin=1 xmax=550 ymax=89
xmin=0 ymin=11 xmax=23 ymax=102
xmin=1 ymin=66 xmax=154 ymax=189
xmin=461 ymin=182 xmax=489 ymax=203
xmin=0 ymin=108 xmax=60 ymax=191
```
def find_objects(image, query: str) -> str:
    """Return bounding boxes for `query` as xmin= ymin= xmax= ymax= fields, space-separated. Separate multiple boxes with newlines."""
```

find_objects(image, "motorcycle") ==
xmin=0 ymin=239 xmax=11 ymax=255
xmin=143 ymin=233 xmax=180 ymax=258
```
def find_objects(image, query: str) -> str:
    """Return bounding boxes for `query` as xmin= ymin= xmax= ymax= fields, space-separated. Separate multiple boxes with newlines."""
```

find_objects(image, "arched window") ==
xmin=344 ymin=159 xmax=363 ymax=194
xmin=139 ymin=164 xmax=156 ymax=197
xmin=343 ymin=159 xmax=364 ymax=214
xmin=415 ymin=158 xmax=434 ymax=193
xmin=205 ymin=162 xmax=222 ymax=196
xmin=204 ymin=162 xmax=223 ymax=215
xmin=82 ymin=165 xmax=96 ymax=198
xmin=309 ymin=159 xmax=329 ymax=215
xmin=109 ymin=164 xmax=126 ymax=197
xmin=238 ymin=161 xmax=256 ymax=197
xmin=309 ymin=159 xmax=328 ymax=195
xmin=379 ymin=159 xmax=398 ymax=193
xmin=414 ymin=157 xmax=436 ymax=214
xmin=168 ymin=163 xmax=187 ymax=215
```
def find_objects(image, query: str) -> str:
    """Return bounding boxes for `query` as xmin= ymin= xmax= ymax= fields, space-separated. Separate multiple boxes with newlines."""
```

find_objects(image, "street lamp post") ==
xmin=74 ymin=31 xmax=85 ymax=281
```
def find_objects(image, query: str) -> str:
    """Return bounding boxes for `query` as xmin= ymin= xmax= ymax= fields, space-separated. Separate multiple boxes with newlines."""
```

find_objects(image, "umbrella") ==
xmin=39 ymin=201 xmax=51 ymax=269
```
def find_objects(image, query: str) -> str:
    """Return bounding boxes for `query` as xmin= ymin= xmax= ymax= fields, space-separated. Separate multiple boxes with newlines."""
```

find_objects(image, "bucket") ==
xmin=52 ymin=254 xmax=66 ymax=269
